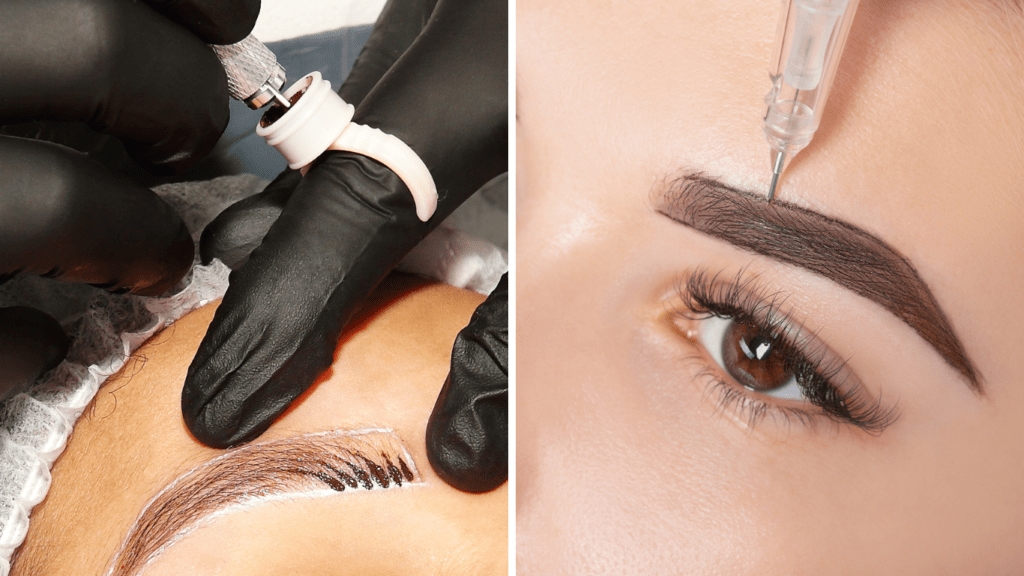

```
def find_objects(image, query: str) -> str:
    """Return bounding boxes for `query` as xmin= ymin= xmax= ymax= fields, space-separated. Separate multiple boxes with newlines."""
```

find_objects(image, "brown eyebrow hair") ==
xmin=107 ymin=429 xmax=419 ymax=576
xmin=655 ymin=173 xmax=981 ymax=390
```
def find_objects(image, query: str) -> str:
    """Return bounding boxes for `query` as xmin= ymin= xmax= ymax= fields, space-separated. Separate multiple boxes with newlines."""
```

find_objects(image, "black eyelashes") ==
xmin=672 ymin=268 xmax=899 ymax=435
xmin=678 ymin=269 xmax=794 ymax=332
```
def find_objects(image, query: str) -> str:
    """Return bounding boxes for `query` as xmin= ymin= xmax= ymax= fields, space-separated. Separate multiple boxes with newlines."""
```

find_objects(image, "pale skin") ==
xmin=518 ymin=0 xmax=1024 ymax=574
xmin=13 ymin=276 xmax=507 ymax=576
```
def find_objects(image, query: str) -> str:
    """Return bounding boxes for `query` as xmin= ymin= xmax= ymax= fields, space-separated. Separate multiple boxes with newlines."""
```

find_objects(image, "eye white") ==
xmin=697 ymin=316 xmax=804 ymax=401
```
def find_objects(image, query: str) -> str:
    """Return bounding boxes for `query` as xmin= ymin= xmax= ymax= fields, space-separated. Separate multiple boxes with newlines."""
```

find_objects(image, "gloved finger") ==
xmin=183 ymin=153 xmax=424 ymax=448
xmin=0 ymin=0 xmax=229 ymax=174
xmin=338 ymin=0 xmax=440 ymax=106
xmin=141 ymin=0 xmax=260 ymax=45
xmin=0 ymin=307 xmax=69 ymax=402
xmin=0 ymin=136 xmax=194 ymax=296
xmin=352 ymin=0 xmax=508 ymax=209
xmin=426 ymin=273 xmax=508 ymax=493
xmin=200 ymin=169 xmax=301 ymax=270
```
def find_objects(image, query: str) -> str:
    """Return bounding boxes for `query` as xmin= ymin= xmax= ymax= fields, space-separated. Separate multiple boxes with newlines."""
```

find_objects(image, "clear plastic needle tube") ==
xmin=763 ymin=0 xmax=860 ymax=201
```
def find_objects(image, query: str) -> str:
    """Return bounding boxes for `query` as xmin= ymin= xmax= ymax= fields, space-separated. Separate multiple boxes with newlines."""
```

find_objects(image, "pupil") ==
xmin=721 ymin=320 xmax=791 ymax=392
xmin=739 ymin=334 xmax=774 ymax=361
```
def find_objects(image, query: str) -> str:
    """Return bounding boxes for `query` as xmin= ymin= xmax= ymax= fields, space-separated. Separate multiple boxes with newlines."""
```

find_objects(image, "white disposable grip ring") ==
xmin=255 ymin=71 xmax=438 ymax=222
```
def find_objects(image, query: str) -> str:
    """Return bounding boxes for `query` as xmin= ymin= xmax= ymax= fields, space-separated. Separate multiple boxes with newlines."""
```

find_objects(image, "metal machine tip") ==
xmin=767 ymin=170 xmax=781 ymax=202
xmin=767 ymin=150 xmax=786 ymax=203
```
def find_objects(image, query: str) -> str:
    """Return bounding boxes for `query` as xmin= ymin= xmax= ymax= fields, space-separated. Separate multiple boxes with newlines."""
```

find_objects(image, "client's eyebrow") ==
xmin=656 ymin=174 xmax=981 ymax=390
xmin=107 ymin=429 xmax=420 ymax=576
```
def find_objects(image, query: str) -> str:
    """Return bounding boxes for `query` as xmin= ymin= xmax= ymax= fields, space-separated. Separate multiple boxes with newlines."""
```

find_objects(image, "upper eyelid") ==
xmin=675 ymin=269 xmax=815 ymax=346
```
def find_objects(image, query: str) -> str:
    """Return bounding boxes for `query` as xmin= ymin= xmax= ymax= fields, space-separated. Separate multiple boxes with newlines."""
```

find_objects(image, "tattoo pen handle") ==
xmin=763 ymin=0 xmax=861 ymax=200
xmin=210 ymin=34 xmax=291 ymax=110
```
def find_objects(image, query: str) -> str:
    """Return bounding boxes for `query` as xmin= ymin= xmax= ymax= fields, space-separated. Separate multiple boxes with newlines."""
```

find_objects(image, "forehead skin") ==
xmin=518 ymin=0 xmax=1023 ymax=574
xmin=15 ymin=277 xmax=506 ymax=575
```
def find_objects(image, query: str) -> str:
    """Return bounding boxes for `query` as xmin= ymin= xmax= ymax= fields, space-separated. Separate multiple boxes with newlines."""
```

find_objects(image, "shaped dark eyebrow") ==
xmin=655 ymin=173 xmax=980 ymax=390
xmin=108 ymin=429 xmax=419 ymax=576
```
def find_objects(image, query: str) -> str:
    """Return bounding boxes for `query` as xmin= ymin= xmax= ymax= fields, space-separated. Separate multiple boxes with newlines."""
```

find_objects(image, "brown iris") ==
xmin=721 ymin=320 xmax=792 ymax=392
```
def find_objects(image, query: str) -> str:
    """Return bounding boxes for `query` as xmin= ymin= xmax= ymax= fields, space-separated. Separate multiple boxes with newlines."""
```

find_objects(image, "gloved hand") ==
xmin=427 ymin=273 xmax=507 ymax=493
xmin=1 ymin=0 xmax=258 ymax=173
xmin=201 ymin=173 xmax=509 ymax=494
xmin=0 ymin=139 xmax=194 ymax=400
xmin=183 ymin=0 xmax=508 ymax=494
xmin=0 ymin=0 xmax=258 ymax=399
xmin=198 ymin=0 xmax=445 ymax=268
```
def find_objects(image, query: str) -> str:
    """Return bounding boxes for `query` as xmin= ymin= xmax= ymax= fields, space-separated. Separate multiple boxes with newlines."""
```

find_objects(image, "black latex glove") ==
xmin=183 ymin=0 xmax=507 ymax=482
xmin=427 ymin=273 xmax=507 ymax=493
xmin=202 ymin=170 xmax=509 ymax=493
xmin=199 ymin=0 xmax=443 ymax=266
xmin=0 ymin=139 xmax=194 ymax=400
xmin=0 ymin=0 xmax=257 ymax=398
xmin=0 ymin=0 xmax=258 ymax=173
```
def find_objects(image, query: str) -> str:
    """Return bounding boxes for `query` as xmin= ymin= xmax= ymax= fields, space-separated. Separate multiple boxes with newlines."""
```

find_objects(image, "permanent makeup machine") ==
xmin=762 ymin=0 xmax=861 ymax=201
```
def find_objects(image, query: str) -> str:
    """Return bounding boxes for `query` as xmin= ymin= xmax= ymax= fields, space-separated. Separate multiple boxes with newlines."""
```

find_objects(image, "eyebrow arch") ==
xmin=107 ymin=428 xmax=420 ymax=576
xmin=655 ymin=173 xmax=981 ymax=390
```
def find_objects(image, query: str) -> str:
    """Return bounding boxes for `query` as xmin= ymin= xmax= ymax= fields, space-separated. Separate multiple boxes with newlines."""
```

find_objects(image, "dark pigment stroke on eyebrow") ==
xmin=656 ymin=174 xmax=981 ymax=390
xmin=108 ymin=429 xmax=419 ymax=576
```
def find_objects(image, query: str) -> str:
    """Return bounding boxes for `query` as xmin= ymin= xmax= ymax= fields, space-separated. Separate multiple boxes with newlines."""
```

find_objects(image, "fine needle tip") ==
xmin=268 ymin=85 xmax=291 ymax=109
xmin=767 ymin=170 xmax=781 ymax=203
xmin=767 ymin=150 xmax=786 ymax=203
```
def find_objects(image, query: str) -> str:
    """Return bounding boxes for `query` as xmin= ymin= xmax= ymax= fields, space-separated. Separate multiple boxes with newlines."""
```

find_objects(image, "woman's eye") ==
xmin=698 ymin=316 xmax=805 ymax=401
xmin=673 ymin=272 xmax=897 ymax=433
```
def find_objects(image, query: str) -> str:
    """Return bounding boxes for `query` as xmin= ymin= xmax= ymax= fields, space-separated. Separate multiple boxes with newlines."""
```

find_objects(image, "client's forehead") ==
xmin=521 ymin=0 xmax=1024 ymax=198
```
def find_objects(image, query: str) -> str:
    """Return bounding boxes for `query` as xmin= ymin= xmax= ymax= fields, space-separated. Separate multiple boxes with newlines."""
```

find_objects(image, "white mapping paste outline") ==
xmin=106 ymin=428 xmax=426 ymax=576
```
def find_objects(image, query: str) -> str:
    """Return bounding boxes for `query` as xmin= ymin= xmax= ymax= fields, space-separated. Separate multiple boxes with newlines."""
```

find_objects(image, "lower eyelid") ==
xmin=663 ymin=311 xmax=786 ymax=431
xmin=676 ymin=348 xmax=801 ymax=435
